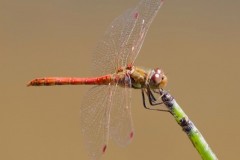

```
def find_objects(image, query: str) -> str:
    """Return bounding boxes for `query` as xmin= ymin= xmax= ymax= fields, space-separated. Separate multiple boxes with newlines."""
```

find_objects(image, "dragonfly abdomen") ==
xmin=27 ymin=75 xmax=113 ymax=86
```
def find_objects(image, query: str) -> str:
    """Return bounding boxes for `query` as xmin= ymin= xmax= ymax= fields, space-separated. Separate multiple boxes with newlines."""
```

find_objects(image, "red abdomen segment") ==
xmin=27 ymin=75 xmax=113 ymax=86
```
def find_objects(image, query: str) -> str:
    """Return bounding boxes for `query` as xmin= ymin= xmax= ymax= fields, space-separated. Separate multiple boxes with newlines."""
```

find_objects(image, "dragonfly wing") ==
xmin=80 ymin=85 xmax=117 ymax=160
xmin=110 ymin=79 xmax=134 ymax=146
xmin=92 ymin=8 xmax=138 ymax=76
xmin=92 ymin=0 xmax=164 ymax=76
xmin=126 ymin=0 xmax=164 ymax=64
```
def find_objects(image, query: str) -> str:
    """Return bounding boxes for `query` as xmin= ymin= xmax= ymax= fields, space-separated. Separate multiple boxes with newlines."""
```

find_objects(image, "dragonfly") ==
xmin=28 ymin=0 xmax=167 ymax=159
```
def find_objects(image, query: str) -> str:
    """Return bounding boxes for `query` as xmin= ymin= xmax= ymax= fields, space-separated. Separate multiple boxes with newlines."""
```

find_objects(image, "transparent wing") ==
xmin=80 ymin=85 xmax=117 ymax=160
xmin=80 ymin=83 xmax=134 ymax=159
xmin=110 ymin=80 xmax=134 ymax=146
xmin=92 ymin=0 xmax=164 ymax=76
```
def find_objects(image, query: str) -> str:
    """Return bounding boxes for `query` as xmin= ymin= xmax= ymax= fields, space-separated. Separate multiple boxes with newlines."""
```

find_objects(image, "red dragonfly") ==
xmin=28 ymin=0 xmax=166 ymax=159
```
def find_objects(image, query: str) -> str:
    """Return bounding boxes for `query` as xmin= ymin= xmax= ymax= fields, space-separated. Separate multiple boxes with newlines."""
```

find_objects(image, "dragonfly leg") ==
xmin=141 ymin=88 xmax=170 ymax=112
xmin=146 ymin=87 xmax=165 ymax=106
xmin=141 ymin=89 xmax=148 ymax=109
xmin=148 ymin=88 xmax=157 ymax=101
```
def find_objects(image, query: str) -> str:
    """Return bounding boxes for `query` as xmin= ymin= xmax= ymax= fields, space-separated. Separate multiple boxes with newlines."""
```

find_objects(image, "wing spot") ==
xmin=130 ymin=131 xmax=134 ymax=139
xmin=134 ymin=12 xmax=139 ymax=19
xmin=102 ymin=144 xmax=107 ymax=154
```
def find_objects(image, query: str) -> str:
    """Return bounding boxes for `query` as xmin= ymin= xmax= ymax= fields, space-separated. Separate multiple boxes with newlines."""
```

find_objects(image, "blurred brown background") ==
xmin=1 ymin=0 xmax=239 ymax=159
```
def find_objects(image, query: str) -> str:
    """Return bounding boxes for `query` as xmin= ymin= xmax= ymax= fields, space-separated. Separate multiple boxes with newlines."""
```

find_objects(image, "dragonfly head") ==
xmin=149 ymin=68 xmax=168 ymax=89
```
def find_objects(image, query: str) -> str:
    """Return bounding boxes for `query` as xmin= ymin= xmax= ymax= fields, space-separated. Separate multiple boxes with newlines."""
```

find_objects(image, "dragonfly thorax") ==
xmin=119 ymin=66 xmax=168 ymax=89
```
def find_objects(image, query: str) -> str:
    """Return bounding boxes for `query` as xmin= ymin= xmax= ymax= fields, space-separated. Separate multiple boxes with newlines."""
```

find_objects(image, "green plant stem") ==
xmin=160 ymin=90 xmax=218 ymax=160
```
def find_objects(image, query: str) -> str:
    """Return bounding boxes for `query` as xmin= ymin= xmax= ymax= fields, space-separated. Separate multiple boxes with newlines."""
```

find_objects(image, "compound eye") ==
xmin=154 ymin=68 xmax=161 ymax=74
xmin=151 ymin=72 xmax=162 ymax=85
